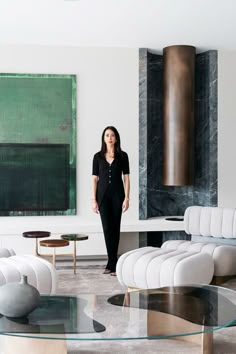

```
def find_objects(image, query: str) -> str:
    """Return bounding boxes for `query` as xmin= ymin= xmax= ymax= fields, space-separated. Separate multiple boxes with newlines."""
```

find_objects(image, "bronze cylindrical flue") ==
xmin=163 ymin=45 xmax=195 ymax=186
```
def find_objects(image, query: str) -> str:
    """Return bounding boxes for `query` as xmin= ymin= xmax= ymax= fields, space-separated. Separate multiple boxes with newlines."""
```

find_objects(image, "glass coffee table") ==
xmin=0 ymin=285 xmax=235 ymax=354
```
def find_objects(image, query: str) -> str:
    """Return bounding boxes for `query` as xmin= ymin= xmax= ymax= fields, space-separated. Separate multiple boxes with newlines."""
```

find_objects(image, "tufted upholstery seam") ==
xmin=171 ymin=251 xmax=188 ymax=285
xmin=0 ymin=259 xmax=15 ymax=284
xmin=143 ymin=249 xmax=177 ymax=288
xmin=142 ymin=250 xmax=160 ymax=288
xmin=155 ymin=249 xmax=179 ymax=287
xmin=146 ymin=250 xmax=160 ymax=288
xmin=0 ymin=248 xmax=16 ymax=258
xmin=130 ymin=248 xmax=146 ymax=288
xmin=132 ymin=248 xmax=157 ymax=288
xmin=172 ymin=252 xmax=195 ymax=284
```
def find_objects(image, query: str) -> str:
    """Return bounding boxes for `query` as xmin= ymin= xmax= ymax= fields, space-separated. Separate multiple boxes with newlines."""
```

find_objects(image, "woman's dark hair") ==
xmin=100 ymin=126 xmax=122 ymax=156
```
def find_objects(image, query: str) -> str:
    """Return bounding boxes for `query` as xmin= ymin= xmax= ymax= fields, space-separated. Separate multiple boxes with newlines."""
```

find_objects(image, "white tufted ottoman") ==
xmin=0 ymin=254 xmax=57 ymax=294
xmin=117 ymin=246 xmax=214 ymax=289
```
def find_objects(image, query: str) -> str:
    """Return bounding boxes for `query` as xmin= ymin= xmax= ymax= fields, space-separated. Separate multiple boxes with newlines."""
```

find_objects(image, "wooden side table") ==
xmin=61 ymin=234 xmax=89 ymax=274
xmin=40 ymin=239 xmax=69 ymax=268
xmin=22 ymin=231 xmax=50 ymax=256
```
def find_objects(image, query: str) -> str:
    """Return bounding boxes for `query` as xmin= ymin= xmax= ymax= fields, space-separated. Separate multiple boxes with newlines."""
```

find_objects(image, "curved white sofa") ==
xmin=162 ymin=206 xmax=236 ymax=276
xmin=0 ymin=249 xmax=57 ymax=294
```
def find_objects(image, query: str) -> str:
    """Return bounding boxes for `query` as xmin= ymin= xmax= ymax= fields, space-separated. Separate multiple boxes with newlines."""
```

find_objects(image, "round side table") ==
xmin=22 ymin=231 xmax=50 ymax=256
xmin=61 ymin=234 xmax=89 ymax=274
xmin=40 ymin=239 xmax=69 ymax=268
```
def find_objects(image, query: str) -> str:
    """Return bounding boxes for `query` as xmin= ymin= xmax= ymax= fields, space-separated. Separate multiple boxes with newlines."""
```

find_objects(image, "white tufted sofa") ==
xmin=162 ymin=206 xmax=236 ymax=276
xmin=0 ymin=248 xmax=57 ymax=294
xmin=117 ymin=206 xmax=236 ymax=289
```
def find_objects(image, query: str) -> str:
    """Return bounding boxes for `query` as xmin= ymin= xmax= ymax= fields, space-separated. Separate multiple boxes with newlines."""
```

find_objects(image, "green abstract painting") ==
xmin=0 ymin=74 xmax=76 ymax=216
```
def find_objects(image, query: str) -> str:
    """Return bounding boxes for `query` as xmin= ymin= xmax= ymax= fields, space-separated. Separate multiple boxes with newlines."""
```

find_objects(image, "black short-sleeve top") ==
xmin=92 ymin=151 xmax=129 ymax=206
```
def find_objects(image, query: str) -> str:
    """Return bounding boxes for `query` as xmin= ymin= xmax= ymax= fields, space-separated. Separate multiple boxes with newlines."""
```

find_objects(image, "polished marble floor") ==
xmin=55 ymin=261 xmax=236 ymax=354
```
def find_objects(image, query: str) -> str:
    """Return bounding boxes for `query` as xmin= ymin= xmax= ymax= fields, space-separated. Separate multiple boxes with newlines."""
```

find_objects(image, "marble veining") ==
xmin=139 ymin=48 xmax=148 ymax=219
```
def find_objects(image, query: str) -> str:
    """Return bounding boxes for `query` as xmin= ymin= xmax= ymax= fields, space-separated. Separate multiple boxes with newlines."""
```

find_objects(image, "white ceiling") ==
xmin=0 ymin=0 xmax=236 ymax=52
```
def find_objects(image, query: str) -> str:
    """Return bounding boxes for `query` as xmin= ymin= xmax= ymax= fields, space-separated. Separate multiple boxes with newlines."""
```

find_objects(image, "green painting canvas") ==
xmin=0 ymin=74 xmax=76 ymax=216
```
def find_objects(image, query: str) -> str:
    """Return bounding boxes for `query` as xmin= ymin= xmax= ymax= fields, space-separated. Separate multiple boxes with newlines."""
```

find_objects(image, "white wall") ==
xmin=5 ymin=47 xmax=235 ymax=256
xmin=0 ymin=45 xmax=139 ymax=255
xmin=218 ymin=51 xmax=236 ymax=207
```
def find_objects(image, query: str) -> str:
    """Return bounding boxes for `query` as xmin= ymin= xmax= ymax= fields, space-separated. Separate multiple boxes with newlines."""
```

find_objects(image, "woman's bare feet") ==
xmin=103 ymin=269 xmax=111 ymax=274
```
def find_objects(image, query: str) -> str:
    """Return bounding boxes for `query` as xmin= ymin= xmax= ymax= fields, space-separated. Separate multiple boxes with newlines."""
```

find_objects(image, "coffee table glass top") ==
xmin=0 ymin=285 xmax=235 ymax=341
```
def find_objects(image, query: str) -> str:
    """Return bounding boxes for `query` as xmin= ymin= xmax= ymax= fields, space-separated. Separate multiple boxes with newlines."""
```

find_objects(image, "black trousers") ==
xmin=99 ymin=185 xmax=123 ymax=272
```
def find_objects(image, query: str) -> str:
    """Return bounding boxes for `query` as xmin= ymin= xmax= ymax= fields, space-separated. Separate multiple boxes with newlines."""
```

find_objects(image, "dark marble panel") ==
xmin=208 ymin=51 xmax=218 ymax=206
xmin=146 ymin=52 xmax=163 ymax=218
xmin=139 ymin=232 xmax=148 ymax=247
xmin=193 ymin=50 xmax=218 ymax=207
xmin=147 ymin=232 xmax=163 ymax=248
xmin=139 ymin=49 xmax=148 ymax=219
xmin=146 ymin=230 xmax=191 ymax=248
xmin=139 ymin=49 xmax=218 ymax=246
xmin=162 ymin=231 xmax=191 ymax=243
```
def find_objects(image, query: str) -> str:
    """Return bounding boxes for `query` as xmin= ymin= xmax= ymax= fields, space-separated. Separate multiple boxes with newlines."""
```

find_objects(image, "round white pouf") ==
xmin=117 ymin=247 xmax=214 ymax=289
xmin=0 ymin=255 xmax=57 ymax=294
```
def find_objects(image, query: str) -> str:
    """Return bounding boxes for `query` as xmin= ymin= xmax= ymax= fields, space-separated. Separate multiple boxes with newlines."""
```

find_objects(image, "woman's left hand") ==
xmin=122 ymin=198 xmax=129 ymax=212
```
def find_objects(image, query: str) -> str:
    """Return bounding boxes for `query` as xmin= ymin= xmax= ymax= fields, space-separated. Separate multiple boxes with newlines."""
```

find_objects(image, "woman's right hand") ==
xmin=92 ymin=200 xmax=99 ymax=213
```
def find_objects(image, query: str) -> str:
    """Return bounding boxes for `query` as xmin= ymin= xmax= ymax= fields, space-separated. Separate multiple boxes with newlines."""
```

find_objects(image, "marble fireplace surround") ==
xmin=139 ymin=48 xmax=217 ymax=244
xmin=139 ymin=48 xmax=218 ymax=222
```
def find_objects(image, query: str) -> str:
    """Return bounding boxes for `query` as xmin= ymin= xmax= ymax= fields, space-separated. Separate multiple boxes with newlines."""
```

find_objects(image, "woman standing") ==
xmin=92 ymin=126 xmax=130 ymax=276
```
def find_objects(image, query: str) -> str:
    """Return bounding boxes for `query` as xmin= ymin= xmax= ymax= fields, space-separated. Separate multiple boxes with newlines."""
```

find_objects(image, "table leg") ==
xmin=73 ymin=241 xmax=77 ymax=274
xmin=53 ymin=248 xmax=56 ymax=268
xmin=2 ymin=335 xmax=67 ymax=354
xmin=35 ymin=239 xmax=39 ymax=256
xmin=147 ymin=310 xmax=213 ymax=354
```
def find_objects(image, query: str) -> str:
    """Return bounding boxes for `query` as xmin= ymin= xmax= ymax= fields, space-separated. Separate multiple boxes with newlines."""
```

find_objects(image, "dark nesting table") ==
xmin=22 ymin=231 xmax=50 ymax=256
xmin=22 ymin=232 xmax=88 ymax=273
